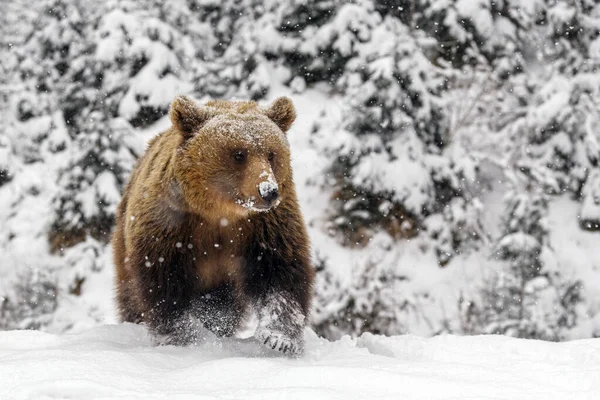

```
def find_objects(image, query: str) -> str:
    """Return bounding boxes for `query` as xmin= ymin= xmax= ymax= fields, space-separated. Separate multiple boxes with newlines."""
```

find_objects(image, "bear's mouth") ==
xmin=235 ymin=197 xmax=281 ymax=213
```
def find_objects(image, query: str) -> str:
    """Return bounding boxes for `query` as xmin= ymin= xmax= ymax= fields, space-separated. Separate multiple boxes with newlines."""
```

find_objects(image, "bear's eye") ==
xmin=268 ymin=152 xmax=275 ymax=162
xmin=233 ymin=150 xmax=247 ymax=163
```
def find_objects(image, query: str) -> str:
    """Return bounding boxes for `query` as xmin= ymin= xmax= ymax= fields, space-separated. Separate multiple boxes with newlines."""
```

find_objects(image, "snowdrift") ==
xmin=1 ymin=325 xmax=598 ymax=399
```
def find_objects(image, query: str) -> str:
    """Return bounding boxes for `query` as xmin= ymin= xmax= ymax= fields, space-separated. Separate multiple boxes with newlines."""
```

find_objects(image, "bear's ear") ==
xmin=264 ymin=97 xmax=296 ymax=133
xmin=169 ymin=95 xmax=212 ymax=138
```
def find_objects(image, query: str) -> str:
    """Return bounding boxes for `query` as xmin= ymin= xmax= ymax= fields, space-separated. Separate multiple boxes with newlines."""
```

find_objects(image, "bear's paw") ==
xmin=255 ymin=327 xmax=304 ymax=356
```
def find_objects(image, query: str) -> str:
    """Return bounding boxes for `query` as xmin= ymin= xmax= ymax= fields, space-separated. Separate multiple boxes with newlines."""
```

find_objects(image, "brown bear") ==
xmin=112 ymin=95 xmax=313 ymax=355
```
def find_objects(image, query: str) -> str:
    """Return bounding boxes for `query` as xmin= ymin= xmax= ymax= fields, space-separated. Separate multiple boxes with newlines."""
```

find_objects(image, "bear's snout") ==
xmin=258 ymin=181 xmax=279 ymax=204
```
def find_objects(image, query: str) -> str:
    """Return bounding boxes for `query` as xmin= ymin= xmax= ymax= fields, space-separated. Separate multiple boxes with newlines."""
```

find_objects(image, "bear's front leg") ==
xmin=243 ymin=213 xmax=314 ymax=355
xmin=128 ymin=228 xmax=202 ymax=345
xmin=254 ymin=292 xmax=306 ymax=355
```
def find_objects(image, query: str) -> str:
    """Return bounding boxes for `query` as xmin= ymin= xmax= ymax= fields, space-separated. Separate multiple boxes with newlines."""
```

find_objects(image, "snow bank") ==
xmin=1 ymin=325 xmax=598 ymax=399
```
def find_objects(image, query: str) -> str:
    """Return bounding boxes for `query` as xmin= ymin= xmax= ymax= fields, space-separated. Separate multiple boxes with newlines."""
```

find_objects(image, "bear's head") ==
xmin=169 ymin=95 xmax=296 ymax=222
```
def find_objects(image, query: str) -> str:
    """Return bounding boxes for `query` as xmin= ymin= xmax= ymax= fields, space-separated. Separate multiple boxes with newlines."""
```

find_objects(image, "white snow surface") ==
xmin=1 ymin=325 xmax=599 ymax=400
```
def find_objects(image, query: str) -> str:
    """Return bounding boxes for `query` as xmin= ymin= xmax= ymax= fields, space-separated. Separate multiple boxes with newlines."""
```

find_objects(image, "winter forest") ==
xmin=2 ymin=0 xmax=600 ymax=345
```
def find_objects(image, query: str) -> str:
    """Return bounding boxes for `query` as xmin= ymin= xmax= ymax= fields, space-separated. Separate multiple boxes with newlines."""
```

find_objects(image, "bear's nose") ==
xmin=258 ymin=182 xmax=279 ymax=204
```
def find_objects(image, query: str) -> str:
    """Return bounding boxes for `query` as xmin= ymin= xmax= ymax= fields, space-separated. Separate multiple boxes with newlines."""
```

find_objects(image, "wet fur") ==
xmin=112 ymin=96 xmax=313 ymax=352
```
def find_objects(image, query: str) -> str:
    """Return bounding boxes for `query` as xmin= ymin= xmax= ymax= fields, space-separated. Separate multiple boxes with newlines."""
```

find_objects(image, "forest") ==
xmin=1 ymin=0 xmax=600 ymax=342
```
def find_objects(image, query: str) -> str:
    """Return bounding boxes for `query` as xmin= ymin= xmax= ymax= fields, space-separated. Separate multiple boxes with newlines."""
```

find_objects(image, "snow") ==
xmin=235 ymin=196 xmax=280 ymax=213
xmin=257 ymin=173 xmax=278 ymax=199
xmin=1 ymin=325 xmax=599 ymax=399
xmin=456 ymin=0 xmax=494 ymax=39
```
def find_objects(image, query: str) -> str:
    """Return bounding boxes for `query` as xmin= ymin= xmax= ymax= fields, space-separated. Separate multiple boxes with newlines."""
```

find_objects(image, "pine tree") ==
xmin=274 ymin=0 xmax=371 ymax=86
xmin=190 ymin=0 xmax=272 ymax=100
xmin=0 ymin=267 xmax=58 ymax=330
xmin=464 ymin=189 xmax=581 ymax=340
xmin=312 ymin=11 xmax=483 ymax=265
xmin=50 ymin=113 xmax=136 ymax=251
xmin=94 ymin=1 xmax=195 ymax=127
xmin=312 ymin=255 xmax=413 ymax=339
xmin=305 ymin=3 xmax=486 ymax=338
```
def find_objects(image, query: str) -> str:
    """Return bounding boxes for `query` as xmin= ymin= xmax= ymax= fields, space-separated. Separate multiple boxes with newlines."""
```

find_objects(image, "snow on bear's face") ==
xmin=170 ymin=96 xmax=296 ymax=222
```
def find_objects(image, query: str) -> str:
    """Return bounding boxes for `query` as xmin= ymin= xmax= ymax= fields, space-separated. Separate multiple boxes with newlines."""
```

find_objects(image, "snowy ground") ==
xmin=1 ymin=325 xmax=599 ymax=400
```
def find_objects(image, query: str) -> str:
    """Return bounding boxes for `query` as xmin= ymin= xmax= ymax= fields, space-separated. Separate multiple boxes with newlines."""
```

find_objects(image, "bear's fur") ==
xmin=112 ymin=96 xmax=314 ymax=355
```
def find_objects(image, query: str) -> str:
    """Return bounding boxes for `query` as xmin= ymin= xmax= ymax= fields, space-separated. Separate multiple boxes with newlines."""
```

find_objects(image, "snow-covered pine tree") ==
xmin=189 ymin=0 xmax=272 ymax=100
xmin=469 ymin=188 xmax=581 ymax=340
xmin=540 ymin=0 xmax=600 ymax=74
xmin=462 ymin=0 xmax=600 ymax=229
xmin=272 ymin=0 xmax=372 ymax=87
xmin=0 ymin=267 xmax=58 ymax=330
xmin=309 ymin=5 xmax=487 ymax=265
xmin=50 ymin=113 xmax=136 ymax=251
xmin=94 ymin=1 xmax=195 ymax=128
xmin=453 ymin=0 xmax=599 ymax=339
xmin=0 ymin=0 xmax=85 ymax=329
xmin=300 ymin=2 xmax=490 ymax=338
xmin=417 ymin=0 xmax=544 ymax=76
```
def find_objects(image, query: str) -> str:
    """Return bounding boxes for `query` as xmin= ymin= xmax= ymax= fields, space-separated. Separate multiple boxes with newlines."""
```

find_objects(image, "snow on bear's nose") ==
xmin=258 ymin=172 xmax=279 ymax=204
xmin=259 ymin=183 xmax=278 ymax=204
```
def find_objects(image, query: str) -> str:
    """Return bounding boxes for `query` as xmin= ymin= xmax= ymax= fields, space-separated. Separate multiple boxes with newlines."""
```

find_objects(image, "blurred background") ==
xmin=1 ymin=0 xmax=600 ymax=341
